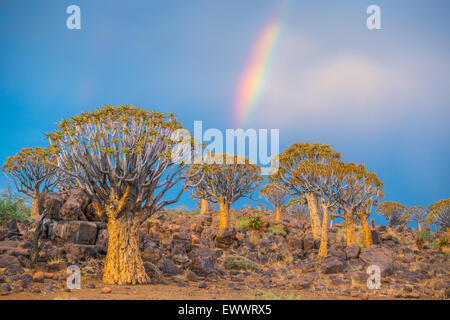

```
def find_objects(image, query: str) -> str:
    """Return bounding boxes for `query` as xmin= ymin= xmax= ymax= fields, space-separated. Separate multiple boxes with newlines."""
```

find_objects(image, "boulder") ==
xmin=359 ymin=245 xmax=394 ymax=276
xmin=64 ymin=189 xmax=91 ymax=212
xmin=214 ymin=227 xmax=236 ymax=248
xmin=143 ymin=261 xmax=166 ymax=284
xmin=0 ymin=255 xmax=20 ymax=268
xmin=53 ymin=221 xmax=98 ymax=245
xmin=345 ymin=245 xmax=361 ymax=259
xmin=371 ymin=230 xmax=381 ymax=244
xmin=0 ymin=283 xmax=11 ymax=294
xmin=320 ymin=256 xmax=346 ymax=274
xmin=43 ymin=192 xmax=64 ymax=219
xmin=95 ymin=229 xmax=109 ymax=254
xmin=59 ymin=198 xmax=87 ymax=221
xmin=159 ymin=258 xmax=183 ymax=276
xmin=64 ymin=243 xmax=98 ymax=261
xmin=189 ymin=256 xmax=216 ymax=277
xmin=303 ymin=237 xmax=315 ymax=251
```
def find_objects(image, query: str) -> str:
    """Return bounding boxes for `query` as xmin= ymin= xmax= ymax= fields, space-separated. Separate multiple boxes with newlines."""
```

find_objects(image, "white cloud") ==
xmin=253 ymin=30 xmax=419 ymax=131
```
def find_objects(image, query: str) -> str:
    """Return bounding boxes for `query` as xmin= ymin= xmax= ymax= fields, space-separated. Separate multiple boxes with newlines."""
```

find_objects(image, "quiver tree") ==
xmin=260 ymin=183 xmax=289 ymax=222
xmin=335 ymin=163 xmax=383 ymax=247
xmin=286 ymin=197 xmax=309 ymax=222
xmin=301 ymin=160 xmax=344 ymax=257
xmin=271 ymin=142 xmax=341 ymax=239
xmin=377 ymin=201 xmax=409 ymax=229
xmin=1 ymin=147 xmax=59 ymax=218
xmin=185 ymin=153 xmax=263 ymax=229
xmin=407 ymin=206 xmax=428 ymax=231
xmin=46 ymin=105 xmax=199 ymax=285
xmin=428 ymin=199 xmax=450 ymax=232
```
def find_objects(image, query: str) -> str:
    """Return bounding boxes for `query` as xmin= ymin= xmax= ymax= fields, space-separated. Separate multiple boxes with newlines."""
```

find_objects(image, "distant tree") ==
xmin=307 ymin=160 xmax=344 ymax=257
xmin=377 ymin=201 xmax=409 ymax=228
xmin=46 ymin=105 xmax=199 ymax=285
xmin=185 ymin=154 xmax=262 ymax=229
xmin=260 ymin=183 xmax=289 ymax=222
xmin=1 ymin=147 xmax=58 ymax=218
xmin=285 ymin=197 xmax=309 ymax=222
xmin=0 ymin=187 xmax=30 ymax=224
xmin=428 ymin=198 xmax=450 ymax=231
xmin=271 ymin=142 xmax=341 ymax=239
xmin=407 ymin=206 xmax=428 ymax=231
xmin=335 ymin=163 xmax=383 ymax=247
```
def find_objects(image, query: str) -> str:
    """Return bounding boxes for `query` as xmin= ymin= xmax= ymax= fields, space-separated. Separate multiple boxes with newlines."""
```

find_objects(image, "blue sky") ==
xmin=0 ymin=1 xmax=449 ymax=226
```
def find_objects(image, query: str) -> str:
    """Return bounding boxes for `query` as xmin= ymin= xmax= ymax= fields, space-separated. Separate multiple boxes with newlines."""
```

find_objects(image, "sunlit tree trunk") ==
xmin=305 ymin=192 xmax=322 ymax=239
xmin=318 ymin=200 xmax=329 ymax=257
xmin=275 ymin=206 xmax=282 ymax=222
xmin=359 ymin=213 xmax=372 ymax=247
xmin=30 ymin=188 xmax=40 ymax=219
xmin=103 ymin=211 xmax=149 ymax=285
xmin=200 ymin=199 xmax=209 ymax=215
xmin=218 ymin=197 xmax=230 ymax=229
xmin=417 ymin=222 xmax=421 ymax=232
xmin=345 ymin=209 xmax=356 ymax=246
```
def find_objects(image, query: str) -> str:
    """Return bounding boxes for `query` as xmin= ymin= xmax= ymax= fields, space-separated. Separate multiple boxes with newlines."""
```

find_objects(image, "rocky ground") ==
xmin=0 ymin=190 xmax=449 ymax=300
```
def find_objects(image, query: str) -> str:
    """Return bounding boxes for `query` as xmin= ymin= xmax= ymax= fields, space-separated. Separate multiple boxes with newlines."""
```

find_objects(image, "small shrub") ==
xmin=0 ymin=197 xmax=30 ymax=225
xmin=268 ymin=225 xmax=284 ymax=235
xmin=415 ymin=232 xmax=425 ymax=249
xmin=235 ymin=216 xmax=250 ymax=230
xmin=223 ymin=255 xmax=260 ymax=272
xmin=248 ymin=215 xmax=263 ymax=230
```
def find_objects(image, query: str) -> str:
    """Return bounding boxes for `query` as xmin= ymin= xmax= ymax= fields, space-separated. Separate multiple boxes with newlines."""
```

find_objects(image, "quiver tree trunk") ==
xmin=200 ymin=199 xmax=209 ymax=215
xmin=305 ymin=192 xmax=322 ymax=239
xmin=345 ymin=209 xmax=356 ymax=246
xmin=218 ymin=198 xmax=230 ymax=229
xmin=103 ymin=211 xmax=149 ymax=285
xmin=318 ymin=200 xmax=329 ymax=257
xmin=275 ymin=206 xmax=282 ymax=222
xmin=30 ymin=189 xmax=40 ymax=219
xmin=359 ymin=213 xmax=372 ymax=247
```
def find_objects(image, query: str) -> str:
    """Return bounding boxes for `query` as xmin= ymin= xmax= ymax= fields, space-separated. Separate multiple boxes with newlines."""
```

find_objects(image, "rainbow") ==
xmin=233 ymin=5 xmax=285 ymax=128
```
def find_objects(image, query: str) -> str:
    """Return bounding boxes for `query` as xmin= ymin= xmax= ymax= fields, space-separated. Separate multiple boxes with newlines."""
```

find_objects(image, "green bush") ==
xmin=414 ymin=229 xmax=433 ymax=248
xmin=223 ymin=255 xmax=260 ymax=272
xmin=248 ymin=215 xmax=263 ymax=230
xmin=0 ymin=197 xmax=30 ymax=225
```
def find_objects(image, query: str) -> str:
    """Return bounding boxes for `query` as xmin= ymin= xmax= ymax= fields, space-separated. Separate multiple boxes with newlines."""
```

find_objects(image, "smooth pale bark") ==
xmin=345 ymin=209 xmax=356 ymax=246
xmin=318 ymin=200 xmax=329 ymax=257
xmin=30 ymin=189 xmax=40 ymax=219
xmin=305 ymin=192 xmax=322 ymax=239
xmin=417 ymin=222 xmax=421 ymax=232
xmin=359 ymin=213 xmax=373 ymax=247
xmin=200 ymin=199 xmax=209 ymax=215
xmin=275 ymin=206 xmax=282 ymax=222
xmin=103 ymin=212 xmax=149 ymax=285
xmin=218 ymin=198 xmax=230 ymax=229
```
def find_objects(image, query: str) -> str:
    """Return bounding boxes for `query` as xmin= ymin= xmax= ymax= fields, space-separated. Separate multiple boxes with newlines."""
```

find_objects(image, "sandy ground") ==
xmin=0 ymin=277 xmax=414 ymax=300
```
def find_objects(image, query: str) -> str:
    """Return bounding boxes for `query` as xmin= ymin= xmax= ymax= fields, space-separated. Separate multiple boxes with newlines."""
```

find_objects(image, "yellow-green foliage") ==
xmin=248 ymin=215 xmax=263 ymax=230
xmin=268 ymin=225 xmax=284 ymax=235
xmin=0 ymin=190 xmax=30 ymax=224
xmin=235 ymin=216 xmax=250 ymax=230
xmin=223 ymin=255 xmax=260 ymax=272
